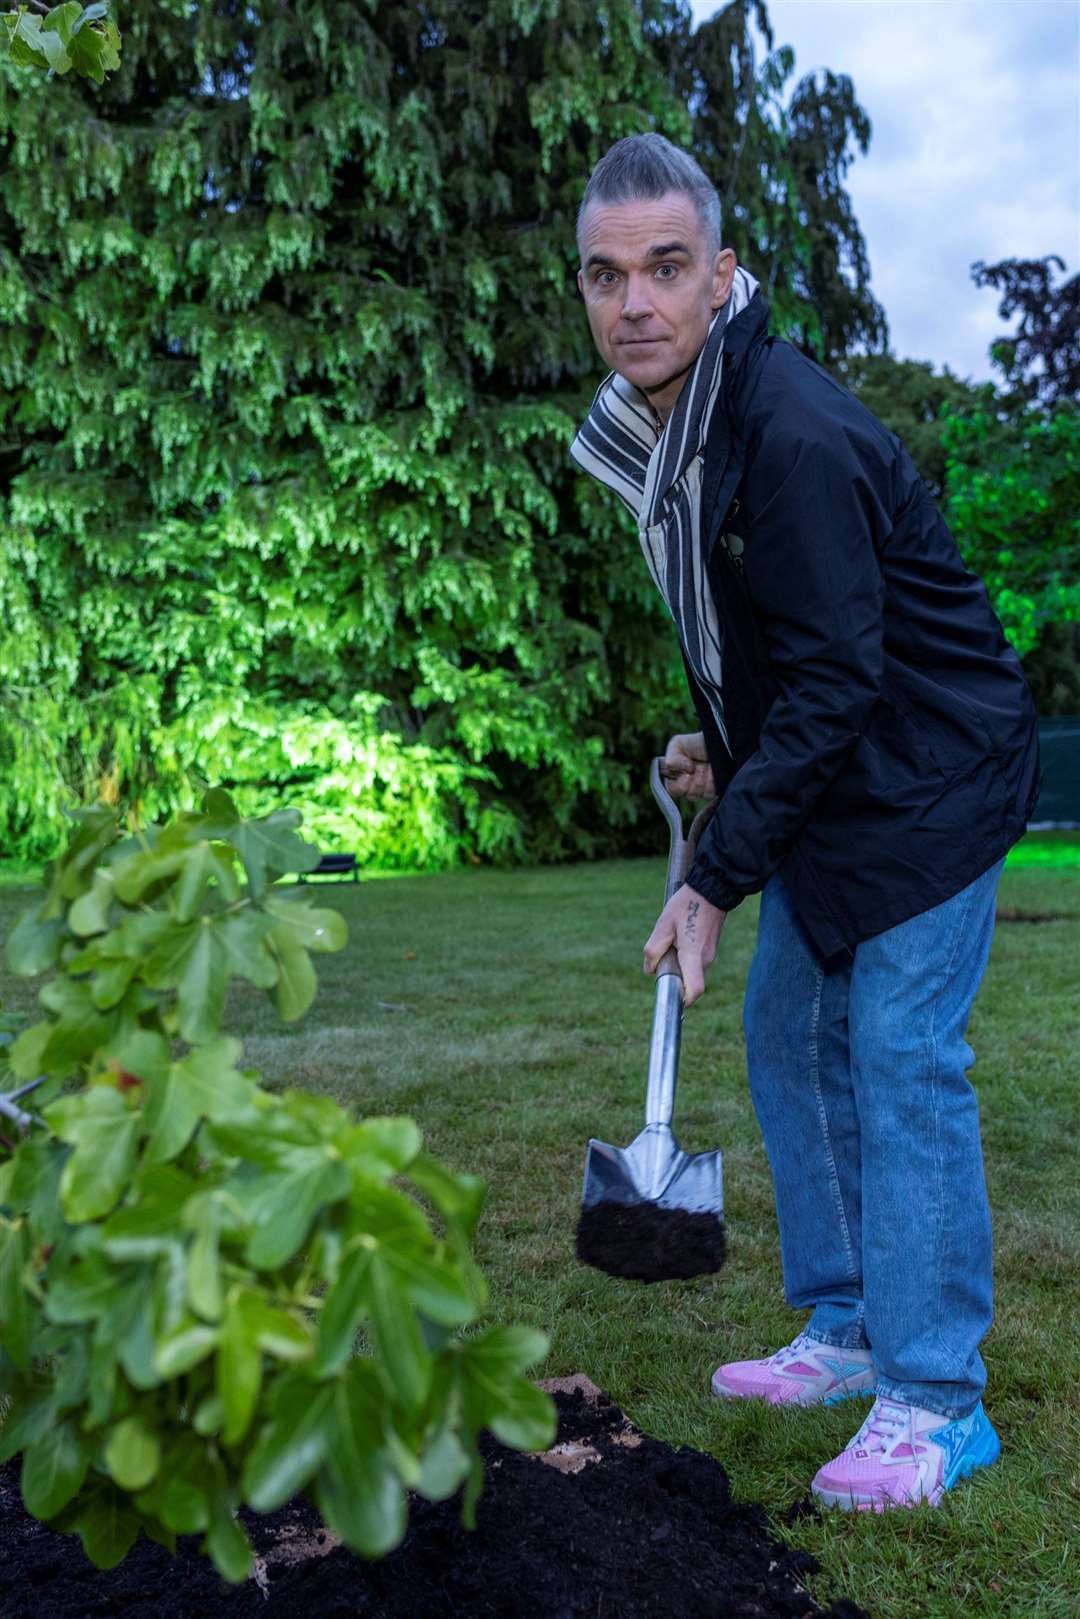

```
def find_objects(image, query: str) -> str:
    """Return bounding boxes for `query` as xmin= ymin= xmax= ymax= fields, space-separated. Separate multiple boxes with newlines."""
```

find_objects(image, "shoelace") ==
xmin=854 ymin=1398 xmax=912 ymax=1451
xmin=767 ymin=1333 xmax=817 ymax=1368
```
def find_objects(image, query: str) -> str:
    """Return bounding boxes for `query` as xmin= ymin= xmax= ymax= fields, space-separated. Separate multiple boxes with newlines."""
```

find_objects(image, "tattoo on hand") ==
xmin=685 ymin=898 xmax=700 ymax=940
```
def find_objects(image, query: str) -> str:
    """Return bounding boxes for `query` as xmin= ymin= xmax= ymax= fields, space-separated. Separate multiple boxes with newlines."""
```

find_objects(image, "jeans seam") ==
xmin=807 ymin=958 xmax=858 ymax=1284
xmin=928 ymin=877 xmax=983 ymax=1386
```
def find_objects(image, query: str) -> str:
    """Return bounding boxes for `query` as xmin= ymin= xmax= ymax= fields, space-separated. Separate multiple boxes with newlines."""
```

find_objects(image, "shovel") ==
xmin=574 ymin=758 xmax=726 ymax=1282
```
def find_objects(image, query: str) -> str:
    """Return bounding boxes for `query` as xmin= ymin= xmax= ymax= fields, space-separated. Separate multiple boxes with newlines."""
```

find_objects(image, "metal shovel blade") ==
xmin=582 ymin=1125 xmax=724 ymax=1215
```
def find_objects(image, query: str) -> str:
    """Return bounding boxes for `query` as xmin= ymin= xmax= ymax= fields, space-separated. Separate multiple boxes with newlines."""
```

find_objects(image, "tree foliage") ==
xmin=0 ymin=796 xmax=554 ymax=1580
xmin=972 ymin=254 xmax=1080 ymax=406
xmin=676 ymin=0 xmax=886 ymax=364
xmin=0 ymin=0 xmax=882 ymax=868
xmin=838 ymin=353 xmax=985 ymax=500
xmin=941 ymin=399 xmax=1080 ymax=661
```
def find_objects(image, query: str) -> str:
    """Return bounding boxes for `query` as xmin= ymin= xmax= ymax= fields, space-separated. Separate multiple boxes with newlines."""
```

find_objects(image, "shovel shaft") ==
xmin=644 ymin=971 xmax=683 ymax=1127
xmin=644 ymin=762 xmax=720 ymax=1125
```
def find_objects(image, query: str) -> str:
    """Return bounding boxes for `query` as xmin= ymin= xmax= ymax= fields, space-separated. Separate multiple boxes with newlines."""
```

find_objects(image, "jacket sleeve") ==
xmin=684 ymin=434 xmax=886 ymax=912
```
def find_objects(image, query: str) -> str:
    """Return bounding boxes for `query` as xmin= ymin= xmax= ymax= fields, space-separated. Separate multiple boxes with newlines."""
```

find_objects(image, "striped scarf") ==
xmin=569 ymin=265 xmax=760 ymax=757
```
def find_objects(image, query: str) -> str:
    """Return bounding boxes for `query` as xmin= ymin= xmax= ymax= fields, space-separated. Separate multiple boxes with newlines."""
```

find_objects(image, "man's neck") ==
xmin=643 ymin=363 xmax=694 ymax=430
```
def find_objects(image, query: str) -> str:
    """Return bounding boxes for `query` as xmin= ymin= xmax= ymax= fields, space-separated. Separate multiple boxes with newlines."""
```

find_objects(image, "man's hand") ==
xmin=661 ymin=731 xmax=714 ymax=800
xmin=643 ymin=884 xmax=725 ymax=1007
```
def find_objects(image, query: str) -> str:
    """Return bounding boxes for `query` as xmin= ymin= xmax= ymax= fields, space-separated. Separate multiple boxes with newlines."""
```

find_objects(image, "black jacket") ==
xmin=683 ymin=294 xmax=1041 ymax=962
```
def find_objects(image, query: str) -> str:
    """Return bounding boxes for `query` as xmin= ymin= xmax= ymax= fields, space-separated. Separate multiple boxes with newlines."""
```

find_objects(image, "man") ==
xmin=570 ymin=133 xmax=1040 ymax=1513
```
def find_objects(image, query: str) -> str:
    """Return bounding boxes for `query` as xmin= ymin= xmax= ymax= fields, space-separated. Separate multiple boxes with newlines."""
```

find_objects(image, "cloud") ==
xmin=690 ymin=0 xmax=1080 ymax=379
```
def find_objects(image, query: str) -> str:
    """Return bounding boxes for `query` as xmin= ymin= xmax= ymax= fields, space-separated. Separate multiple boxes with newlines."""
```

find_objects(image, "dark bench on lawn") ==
xmin=300 ymin=852 xmax=359 ymax=883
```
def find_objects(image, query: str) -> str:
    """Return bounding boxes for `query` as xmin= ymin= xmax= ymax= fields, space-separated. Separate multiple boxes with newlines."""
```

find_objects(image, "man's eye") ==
xmin=596 ymin=271 xmax=617 ymax=287
xmin=656 ymin=264 xmax=678 ymax=279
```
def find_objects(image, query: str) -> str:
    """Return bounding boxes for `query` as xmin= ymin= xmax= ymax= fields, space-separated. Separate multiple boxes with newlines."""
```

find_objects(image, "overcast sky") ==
xmin=688 ymin=0 xmax=1080 ymax=382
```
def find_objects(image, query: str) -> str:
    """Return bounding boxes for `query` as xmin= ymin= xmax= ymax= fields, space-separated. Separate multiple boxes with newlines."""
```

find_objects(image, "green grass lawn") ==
xmin=1 ymin=846 xmax=1078 ymax=1618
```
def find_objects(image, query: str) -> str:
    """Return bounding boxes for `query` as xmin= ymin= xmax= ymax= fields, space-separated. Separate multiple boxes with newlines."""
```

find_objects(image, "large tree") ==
xmin=0 ymin=0 xmax=881 ymax=867
xmin=972 ymin=253 xmax=1080 ymax=406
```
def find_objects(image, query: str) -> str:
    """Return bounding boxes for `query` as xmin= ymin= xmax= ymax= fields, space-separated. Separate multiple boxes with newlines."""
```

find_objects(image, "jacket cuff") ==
xmin=684 ymin=864 xmax=746 ymax=915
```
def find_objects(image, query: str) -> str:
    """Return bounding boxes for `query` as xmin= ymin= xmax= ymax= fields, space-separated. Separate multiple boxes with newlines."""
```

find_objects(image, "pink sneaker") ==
xmin=811 ymin=1396 xmax=1001 ymax=1511
xmin=710 ymin=1332 xmax=876 ymax=1406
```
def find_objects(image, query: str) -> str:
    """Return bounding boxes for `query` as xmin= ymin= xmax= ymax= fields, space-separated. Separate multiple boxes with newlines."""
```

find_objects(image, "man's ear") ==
xmin=577 ymin=267 xmax=585 ymax=297
xmin=711 ymin=247 xmax=737 ymax=309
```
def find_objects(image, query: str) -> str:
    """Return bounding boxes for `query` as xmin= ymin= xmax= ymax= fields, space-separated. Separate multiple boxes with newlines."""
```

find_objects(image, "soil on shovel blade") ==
xmin=0 ymin=1380 xmax=870 ymax=1619
xmin=576 ymin=1199 xmax=727 ymax=1281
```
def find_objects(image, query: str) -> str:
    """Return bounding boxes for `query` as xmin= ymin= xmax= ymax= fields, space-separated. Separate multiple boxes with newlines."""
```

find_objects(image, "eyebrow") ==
xmin=584 ymin=240 xmax=694 ymax=272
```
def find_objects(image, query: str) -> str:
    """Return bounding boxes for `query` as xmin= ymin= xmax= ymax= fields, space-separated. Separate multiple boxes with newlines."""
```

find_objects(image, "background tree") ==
xmin=837 ymin=353 xmax=985 ymax=499
xmin=0 ymin=0 xmax=882 ymax=869
xmin=682 ymin=0 xmax=886 ymax=363
xmin=941 ymin=255 xmax=1080 ymax=707
xmin=972 ymin=253 xmax=1080 ymax=406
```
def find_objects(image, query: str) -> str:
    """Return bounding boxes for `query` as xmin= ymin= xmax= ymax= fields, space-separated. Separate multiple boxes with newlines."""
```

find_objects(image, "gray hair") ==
xmin=577 ymin=134 xmax=723 ymax=254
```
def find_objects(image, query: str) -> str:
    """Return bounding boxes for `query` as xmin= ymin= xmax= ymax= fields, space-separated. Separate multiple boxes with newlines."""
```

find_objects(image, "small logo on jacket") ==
xmin=719 ymin=530 xmax=745 ymax=573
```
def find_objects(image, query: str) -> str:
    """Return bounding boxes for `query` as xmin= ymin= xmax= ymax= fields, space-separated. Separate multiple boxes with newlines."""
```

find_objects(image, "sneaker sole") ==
xmin=710 ymin=1374 xmax=875 ymax=1408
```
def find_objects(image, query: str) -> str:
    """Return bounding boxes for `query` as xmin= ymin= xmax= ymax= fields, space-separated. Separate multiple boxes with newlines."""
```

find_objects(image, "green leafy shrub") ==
xmin=0 ymin=793 xmax=554 ymax=1580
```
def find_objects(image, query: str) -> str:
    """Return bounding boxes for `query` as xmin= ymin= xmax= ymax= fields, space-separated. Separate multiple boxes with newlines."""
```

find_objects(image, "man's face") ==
xmin=577 ymin=191 xmax=736 ymax=419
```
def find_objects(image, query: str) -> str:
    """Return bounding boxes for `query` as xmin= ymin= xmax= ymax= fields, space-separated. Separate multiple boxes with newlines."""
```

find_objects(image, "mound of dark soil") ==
xmin=0 ymin=1385 xmax=869 ymax=1619
xmin=576 ymin=1200 xmax=727 ymax=1281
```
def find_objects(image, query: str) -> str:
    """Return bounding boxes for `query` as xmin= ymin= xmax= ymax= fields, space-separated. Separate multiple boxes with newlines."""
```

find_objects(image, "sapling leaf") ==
xmin=0 ymin=1389 xmax=58 ymax=1465
xmin=229 ymin=1149 xmax=350 ymax=1268
xmin=0 ymin=1217 xmax=33 ymax=1372
xmin=47 ymin=1088 xmax=139 ymax=1222
xmin=154 ymin=1320 xmax=218 ymax=1378
xmin=21 ymin=1419 xmax=93 ymax=1519
xmin=365 ymin=1250 xmax=431 ymax=1408
xmin=206 ymin=1491 xmax=251 ymax=1583
xmin=407 ymin=1153 xmax=487 ymax=1240
xmin=217 ymin=1291 xmax=262 ymax=1445
xmin=6 ymin=907 xmax=64 ymax=975
xmin=174 ymin=841 xmax=240 ymax=921
xmin=90 ymin=957 xmax=137 ymax=1010
xmin=6 ymin=1020 xmax=50 ymax=1082
xmin=316 ymin=1368 xmax=406 ymax=1557
xmin=264 ymin=894 xmax=347 ymax=953
xmin=185 ymin=1198 xmax=223 ymax=1320
xmin=110 ymin=1273 xmax=159 ymax=1392
xmin=225 ymin=809 xmax=319 ymax=897
xmin=417 ymin=1422 xmax=471 ymax=1501
xmin=158 ymin=1473 xmax=210 ymax=1534
xmin=192 ymin=1393 xmax=224 ymax=1436
xmin=313 ymin=1242 xmax=373 ymax=1376
xmin=105 ymin=1027 xmax=170 ymax=1089
xmin=68 ymin=870 xmax=115 ymax=937
xmin=268 ymin=928 xmax=317 ymax=1021
xmin=217 ymin=907 xmax=279 ymax=987
xmin=241 ymin=1373 xmax=335 ymax=1512
xmin=73 ymin=1482 xmax=142 ymax=1569
xmin=382 ymin=1243 xmax=477 ymax=1328
xmin=340 ymin=1116 xmax=422 ymax=1177
xmin=144 ymin=1038 xmax=252 ymax=1164
xmin=45 ymin=1244 xmax=124 ymax=1325
xmin=484 ymin=1379 xmax=557 ymax=1451
xmin=104 ymin=1414 xmax=161 ymax=1491
xmin=458 ymin=1326 xmax=555 ymax=1452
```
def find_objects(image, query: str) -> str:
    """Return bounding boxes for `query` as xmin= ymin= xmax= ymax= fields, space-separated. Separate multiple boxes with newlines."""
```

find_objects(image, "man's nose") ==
xmin=620 ymin=275 xmax=654 ymax=320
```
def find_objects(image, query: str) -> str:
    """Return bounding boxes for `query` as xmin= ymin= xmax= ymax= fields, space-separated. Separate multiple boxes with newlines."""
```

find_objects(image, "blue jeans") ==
xmin=742 ymin=858 xmax=1005 ymax=1418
